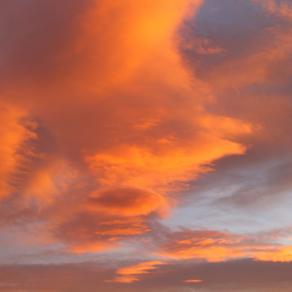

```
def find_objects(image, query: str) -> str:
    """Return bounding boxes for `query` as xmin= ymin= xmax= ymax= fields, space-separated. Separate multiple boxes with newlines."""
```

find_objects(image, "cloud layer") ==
xmin=1 ymin=0 xmax=292 ymax=290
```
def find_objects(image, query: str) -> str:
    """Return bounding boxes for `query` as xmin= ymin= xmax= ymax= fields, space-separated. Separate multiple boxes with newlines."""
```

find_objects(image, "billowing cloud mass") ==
xmin=0 ymin=0 xmax=250 ymax=251
xmin=1 ymin=0 xmax=292 ymax=290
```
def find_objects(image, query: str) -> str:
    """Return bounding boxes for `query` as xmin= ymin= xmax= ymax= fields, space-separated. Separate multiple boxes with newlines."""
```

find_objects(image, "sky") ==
xmin=1 ymin=0 xmax=292 ymax=291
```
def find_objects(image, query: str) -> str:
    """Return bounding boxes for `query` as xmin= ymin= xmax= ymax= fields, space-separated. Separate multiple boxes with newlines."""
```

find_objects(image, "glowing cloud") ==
xmin=157 ymin=229 xmax=292 ymax=263
xmin=1 ymin=0 xmax=292 ymax=289
xmin=111 ymin=261 xmax=164 ymax=283
xmin=184 ymin=279 xmax=203 ymax=284
xmin=0 ymin=102 xmax=36 ymax=199
xmin=0 ymin=0 xmax=254 ymax=255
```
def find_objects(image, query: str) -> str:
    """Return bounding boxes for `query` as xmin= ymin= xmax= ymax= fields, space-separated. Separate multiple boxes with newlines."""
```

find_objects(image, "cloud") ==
xmin=171 ymin=0 xmax=292 ymax=237
xmin=0 ymin=0 xmax=254 ymax=256
xmin=184 ymin=278 xmax=203 ymax=284
xmin=2 ymin=260 xmax=292 ymax=291
xmin=87 ymin=187 xmax=168 ymax=217
xmin=0 ymin=102 xmax=36 ymax=199
xmin=3 ymin=1 xmax=292 ymax=289
xmin=253 ymin=0 xmax=292 ymax=19
xmin=53 ymin=212 xmax=152 ymax=254
xmin=157 ymin=229 xmax=292 ymax=263
xmin=157 ymin=230 xmax=246 ymax=262
xmin=86 ymin=117 xmax=250 ymax=195
xmin=203 ymin=27 xmax=292 ymax=92
xmin=111 ymin=261 xmax=164 ymax=283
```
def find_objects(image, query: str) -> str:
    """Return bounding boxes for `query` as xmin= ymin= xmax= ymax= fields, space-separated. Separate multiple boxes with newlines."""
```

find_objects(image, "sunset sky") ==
xmin=1 ymin=0 xmax=292 ymax=291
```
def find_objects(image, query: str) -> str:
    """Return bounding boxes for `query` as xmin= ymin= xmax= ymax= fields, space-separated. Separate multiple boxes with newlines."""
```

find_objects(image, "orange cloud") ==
xmin=158 ymin=230 xmax=246 ymax=262
xmin=69 ymin=0 xmax=204 ymax=93
xmin=0 ymin=102 xmax=36 ymax=199
xmin=54 ymin=212 xmax=152 ymax=254
xmin=184 ymin=278 xmax=203 ymax=284
xmin=87 ymin=187 xmax=168 ymax=217
xmin=1 ymin=4 xmax=292 ymax=291
xmin=255 ymin=246 xmax=292 ymax=262
xmin=23 ymin=159 xmax=78 ymax=206
xmin=0 ymin=0 xmax=253 ymax=255
xmin=111 ymin=261 xmax=164 ymax=283
xmin=157 ymin=229 xmax=292 ymax=263
xmin=86 ymin=115 xmax=250 ymax=196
